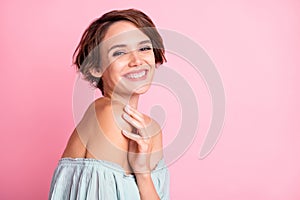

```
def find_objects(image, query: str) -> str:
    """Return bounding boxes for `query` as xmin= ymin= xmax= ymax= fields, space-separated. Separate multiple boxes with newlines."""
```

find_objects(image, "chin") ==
xmin=133 ymin=84 xmax=151 ymax=95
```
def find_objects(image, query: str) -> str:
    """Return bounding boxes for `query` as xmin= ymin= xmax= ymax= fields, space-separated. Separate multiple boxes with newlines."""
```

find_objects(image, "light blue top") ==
xmin=49 ymin=158 xmax=170 ymax=200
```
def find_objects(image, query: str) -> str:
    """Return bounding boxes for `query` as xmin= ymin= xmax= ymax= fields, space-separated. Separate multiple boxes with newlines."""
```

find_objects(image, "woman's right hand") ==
xmin=121 ymin=104 xmax=161 ymax=174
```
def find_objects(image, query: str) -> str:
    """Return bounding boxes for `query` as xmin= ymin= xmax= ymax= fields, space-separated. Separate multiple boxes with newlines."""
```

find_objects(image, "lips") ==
xmin=123 ymin=69 xmax=148 ymax=80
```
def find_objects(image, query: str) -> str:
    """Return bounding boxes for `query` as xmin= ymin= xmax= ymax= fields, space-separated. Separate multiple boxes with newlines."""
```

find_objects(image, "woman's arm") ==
xmin=135 ymin=174 xmax=160 ymax=200
xmin=122 ymin=105 xmax=164 ymax=199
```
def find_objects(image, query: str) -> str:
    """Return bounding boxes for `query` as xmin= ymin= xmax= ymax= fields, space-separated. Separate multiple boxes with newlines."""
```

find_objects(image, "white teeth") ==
xmin=125 ymin=70 xmax=146 ymax=79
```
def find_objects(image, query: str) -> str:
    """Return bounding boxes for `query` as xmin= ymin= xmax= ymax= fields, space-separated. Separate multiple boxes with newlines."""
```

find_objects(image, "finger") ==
xmin=123 ymin=113 xmax=144 ymax=130
xmin=123 ymin=114 xmax=149 ymax=137
xmin=121 ymin=130 xmax=142 ymax=142
xmin=124 ymin=105 xmax=144 ymax=122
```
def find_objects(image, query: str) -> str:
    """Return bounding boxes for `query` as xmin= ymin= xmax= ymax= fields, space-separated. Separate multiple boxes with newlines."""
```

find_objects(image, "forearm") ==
xmin=135 ymin=173 xmax=160 ymax=200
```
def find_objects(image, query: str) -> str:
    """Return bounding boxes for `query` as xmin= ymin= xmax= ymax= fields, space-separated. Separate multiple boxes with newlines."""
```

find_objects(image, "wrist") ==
xmin=135 ymin=172 xmax=152 ymax=182
xmin=135 ymin=173 xmax=154 ymax=190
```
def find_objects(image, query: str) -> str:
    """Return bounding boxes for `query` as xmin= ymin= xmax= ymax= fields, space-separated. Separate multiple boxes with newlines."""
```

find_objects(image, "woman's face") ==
xmin=99 ymin=20 xmax=156 ymax=96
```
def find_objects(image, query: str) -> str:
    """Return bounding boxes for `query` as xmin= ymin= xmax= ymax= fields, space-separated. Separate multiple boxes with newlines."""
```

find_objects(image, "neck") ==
xmin=104 ymin=91 xmax=139 ymax=109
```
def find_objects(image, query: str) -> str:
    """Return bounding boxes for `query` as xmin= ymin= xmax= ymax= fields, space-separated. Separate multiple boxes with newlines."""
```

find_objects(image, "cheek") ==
xmin=107 ymin=62 xmax=125 ymax=79
xmin=144 ymin=52 xmax=156 ymax=64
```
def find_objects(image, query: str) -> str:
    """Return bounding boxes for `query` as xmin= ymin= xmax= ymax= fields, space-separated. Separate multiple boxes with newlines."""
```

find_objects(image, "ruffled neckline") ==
xmin=59 ymin=157 xmax=166 ymax=178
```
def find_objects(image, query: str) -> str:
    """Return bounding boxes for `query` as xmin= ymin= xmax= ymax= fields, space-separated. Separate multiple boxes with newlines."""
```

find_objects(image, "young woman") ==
xmin=49 ymin=9 xmax=170 ymax=200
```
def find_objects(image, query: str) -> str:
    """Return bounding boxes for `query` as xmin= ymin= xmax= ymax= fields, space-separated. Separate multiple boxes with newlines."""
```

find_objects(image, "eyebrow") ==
xmin=107 ymin=39 xmax=152 ymax=54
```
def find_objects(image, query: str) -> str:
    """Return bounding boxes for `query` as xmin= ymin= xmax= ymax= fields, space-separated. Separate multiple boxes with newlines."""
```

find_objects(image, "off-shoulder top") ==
xmin=48 ymin=158 xmax=170 ymax=200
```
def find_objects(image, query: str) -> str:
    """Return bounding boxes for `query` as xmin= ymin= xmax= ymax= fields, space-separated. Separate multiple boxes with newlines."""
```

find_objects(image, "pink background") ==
xmin=1 ymin=0 xmax=300 ymax=199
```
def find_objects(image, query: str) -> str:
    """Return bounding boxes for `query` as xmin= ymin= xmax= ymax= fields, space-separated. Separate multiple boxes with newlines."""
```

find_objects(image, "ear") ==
xmin=89 ymin=68 xmax=102 ymax=78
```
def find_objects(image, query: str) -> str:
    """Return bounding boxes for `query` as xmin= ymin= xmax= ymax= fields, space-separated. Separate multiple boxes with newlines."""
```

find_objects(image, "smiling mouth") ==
xmin=124 ymin=69 xmax=148 ymax=80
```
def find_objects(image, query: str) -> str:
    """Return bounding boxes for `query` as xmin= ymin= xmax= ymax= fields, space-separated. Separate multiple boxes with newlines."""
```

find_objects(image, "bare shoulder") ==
xmin=93 ymin=99 xmax=163 ymax=152
xmin=87 ymin=98 xmax=133 ymax=155
xmin=143 ymin=114 xmax=164 ymax=167
xmin=61 ymin=97 xmax=114 ymax=159
xmin=143 ymin=114 xmax=163 ymax=151
xmin=93 ymin=97 xmax=132 ymax=137
xmin=61 ymin=128 xmax=87 ymax=158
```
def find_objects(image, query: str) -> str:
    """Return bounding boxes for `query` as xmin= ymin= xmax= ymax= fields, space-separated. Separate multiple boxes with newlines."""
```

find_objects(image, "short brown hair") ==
xmin=73 ymin=8 xmax=167 ymax=95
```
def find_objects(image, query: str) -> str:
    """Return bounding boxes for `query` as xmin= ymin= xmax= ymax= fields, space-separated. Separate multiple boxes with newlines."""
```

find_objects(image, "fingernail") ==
xmin=123 ymin=113 xmax=129 ymax=119
xmin=122 ymin=130 xmax=128 ymax=135
xmin=125 ymin=105 xmax=131 ymax=111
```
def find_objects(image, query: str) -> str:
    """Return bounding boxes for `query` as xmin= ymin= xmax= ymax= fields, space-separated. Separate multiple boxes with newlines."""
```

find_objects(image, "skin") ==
xmin=62 ymin=21 xmax=163 ymax=199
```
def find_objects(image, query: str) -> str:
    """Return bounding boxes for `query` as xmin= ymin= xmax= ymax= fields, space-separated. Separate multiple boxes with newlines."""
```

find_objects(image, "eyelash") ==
xmin=112 ymin=51 xmax=125 ymax=57
xmin=112 ymin=46 xmax=152 ymax=57
xmin=140 ymin=46 xmax=152 ymax=51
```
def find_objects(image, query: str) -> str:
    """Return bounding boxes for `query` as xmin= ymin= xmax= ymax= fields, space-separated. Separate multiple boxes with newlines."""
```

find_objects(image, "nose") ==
xmin=128 ymin=50 xmax=143 ymax=67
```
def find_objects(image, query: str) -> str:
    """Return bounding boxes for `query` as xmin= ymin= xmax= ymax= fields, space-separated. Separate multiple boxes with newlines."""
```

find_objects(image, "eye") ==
xmin=139 ymin=46 xmax=152 ymax=52
xmin=112 ymin=51 xmax=126 ymax=57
